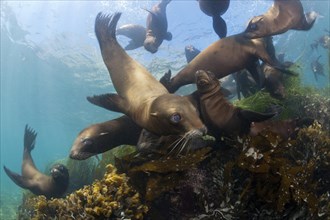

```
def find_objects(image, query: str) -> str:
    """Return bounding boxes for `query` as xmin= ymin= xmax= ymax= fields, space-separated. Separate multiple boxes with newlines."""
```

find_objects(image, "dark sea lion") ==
xmin=250 ymin=118 xmax=315 ymax=140
xmin=185 ymin=45 xmax=201 ymax=63
xmin=244 ymin=0 xmax=317 ymax=39
xmin=3 ymin=125 xmax=69 ymax=199
xmin=198 ymin=0 xmax=230 ymax=38
xmin=92 ymin=13 xmax=206 ymax=141
xmin=234 ymin=69 xmax=258 ymax=100
xmin=311 ymin=55 xmax=324 ymax=81
xmin=116 ymin=24 xmax=146 ymax=50
xmin=144 ymin=0 xmax=172 ymax=53
xmin=161 ymin=34 xmax=288 ymax=93
xmin=195 ymin=70 xmax=274 ymax=138
xmin=70 ymin=116 xmax=142 ymax=160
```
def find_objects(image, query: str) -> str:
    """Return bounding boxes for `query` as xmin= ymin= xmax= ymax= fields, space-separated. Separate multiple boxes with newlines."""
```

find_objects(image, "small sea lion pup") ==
xmin=197 ymin=0 xmax=230 ymax=38
xmin=144 ymin=0 xmax=172 ymax=53
xmin=70 ymin=116 xmax=142 ymax=160
xmin=244 ymin=0 xmax=317 ymax=39
xmin=3 ymin=125 xmax=69 ymax=199
xmin=195 ymin=70 xmax=274 ymax=138
xmin=116 ymin=24 xmax=146 ymax=50
xmin=161 ymin=34 xmax=290 ymax=93
xmin=91 ymin=13 xmax=206 ymax=143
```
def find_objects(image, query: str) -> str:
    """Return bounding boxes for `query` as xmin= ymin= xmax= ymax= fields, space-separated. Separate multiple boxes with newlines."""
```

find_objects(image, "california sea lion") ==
xmin=92 ymin=13 xmax=206 ymax=141
xmin=311 ymin=55 xmax=324 ymax=81
xmin=70 ymin=116 xmax=142 ymax=160
xmin=195 ymin=70 xmax=274 ymax=138
xmin=144 ymin=0 xmax=172 ymax=53
xmin=198 ymin=0 xmax=230 ymax=38
xmin=244 ymin=0 xmax=317 ymax=39
xmin=116 ymin=24 xmax=146 ymax=50
xmin=161 ymin=34 xmax=288 ymax=93
xmin=3 ymin=125 xmax=69 ymax=199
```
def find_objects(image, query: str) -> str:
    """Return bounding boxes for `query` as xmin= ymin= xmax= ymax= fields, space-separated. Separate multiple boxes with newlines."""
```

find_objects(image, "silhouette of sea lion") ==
xmin=116 ymin=24 xmax=146 ymax=50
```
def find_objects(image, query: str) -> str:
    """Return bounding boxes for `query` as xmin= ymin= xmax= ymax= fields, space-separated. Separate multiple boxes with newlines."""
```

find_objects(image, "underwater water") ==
xmin=0 ymin=0 xmax=329 ymax=219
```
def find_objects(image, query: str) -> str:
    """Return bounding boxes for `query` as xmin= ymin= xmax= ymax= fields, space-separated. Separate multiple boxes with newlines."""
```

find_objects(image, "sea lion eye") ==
xmin=82 ymin=138 xmax=93 ymax=145
xmin=170 ymin=113 xmax=181 ymax=124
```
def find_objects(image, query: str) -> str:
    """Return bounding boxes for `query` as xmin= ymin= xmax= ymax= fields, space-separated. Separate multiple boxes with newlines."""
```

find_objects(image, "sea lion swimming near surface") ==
xmin=244 ymin=0 xmax=317 ymax=39
xmin=161 ymin=34 xmax=290 ymax=93
xmin=197 ymin=0 xmax=230 ymax=38
xmin=70 ymin=116 xmax=142 ymax=160
xmin=116 ymin=24 xmax=146 ymax=50
xmin=3 ymin=125 xmax=69 ymax=199
xmin=144 ymin=0 xmax=172 ymax=53
xmin=311 ymin=55 xmax=325 ymax=81
xmin=92 ymin=13 xmax=206 ymax=142
xmin=195 ymin=70 xmax=275 ymax=138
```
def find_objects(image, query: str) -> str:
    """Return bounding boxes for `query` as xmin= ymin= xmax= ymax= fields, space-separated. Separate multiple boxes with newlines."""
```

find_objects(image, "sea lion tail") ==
xmin=95 ymin=12 xmax=122 ymax=47
xmin=212 ymin=16 xmax=227 ymax=38
xmin=24 ymin=124 xmax=37 ymax=153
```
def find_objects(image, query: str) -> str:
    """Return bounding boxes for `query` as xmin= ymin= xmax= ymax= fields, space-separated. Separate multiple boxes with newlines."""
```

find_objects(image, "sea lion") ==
xmin=195 ymin=70 xmax=274 ymax=138
xmin=144 ymin=0 xmax=172 ymax=53
xmin=185 ymin=45 xmax=201 ymax=63
xmin=70 ymin=116 xmax=142 ymax=160
xmin=3 ymin=125 xmax=69 ymax=199
xmin=198 ymin=0 xmax=230 ymax=38
xmin=92 ymin=13 xmax=206 ymax=141
xmin=116 ymin=24 xmax=146 ymax=50
xmin=234 ymin=69 xmax=258 ymax=100
xmin=311 ymin=55 xmax=325 ymax=81
xmin=160 ymin=34 xmax=289 ymax=93
xmin=244 ymin=0 xmax=317 ymax=39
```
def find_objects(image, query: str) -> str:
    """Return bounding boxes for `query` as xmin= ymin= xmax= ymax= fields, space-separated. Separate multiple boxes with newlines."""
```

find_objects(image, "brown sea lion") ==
xmin=198 ymin=0 xmax=230 ymax=38
xmin=92 ymin=13 xmax=206 ymax=141
xmin=144 ymin=0 xmax=172 ymax=53
xmin=195 ymin=70 xmax=274 ymax=138
xmin=3 ymin=125 xmax=69 ymax=199
xmin=70 ymin=116 xmax=142 ymax=160
xmin=116 ymin=24 xmax=146 ymax=50
xmin=161 ymin=34 xmax=290 ymax=93
xmin=244 ymin=0 xmax=317 ymax=39
xmin=250 ymin=118 xmax=315 ymax=140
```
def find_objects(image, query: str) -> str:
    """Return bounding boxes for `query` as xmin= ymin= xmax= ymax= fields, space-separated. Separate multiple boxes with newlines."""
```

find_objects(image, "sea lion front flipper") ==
xmin=24 ymin=125 xmax=37 ymax=152
xmin=212 ymin=16 xmax=227 ymax=38
xmin=159 ymin=69 xmax=172 ymax=91
xmin=239 ymin=109 xmax=275 ymax=123
xmin=3 ymin=166 xmax=34 ymax=189
xmin=87 ymin=93 xmax=129 ymax=114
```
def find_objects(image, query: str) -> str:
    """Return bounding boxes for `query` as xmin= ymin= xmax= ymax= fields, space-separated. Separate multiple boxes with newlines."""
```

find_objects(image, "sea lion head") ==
xmin=70 ymin=124 xmax=111 ymax=160
xmin=149 ymin=94 xmax=207 ymax=137
xmin=195 ymin=70 xmax=219 ymax=94
xmin=50 ymin=163 xmax=69 ymax=183
xmin=144 ymin=30 xmax=160 ymax=53
xmin=244 ymin=16 xmax=267 ymax=39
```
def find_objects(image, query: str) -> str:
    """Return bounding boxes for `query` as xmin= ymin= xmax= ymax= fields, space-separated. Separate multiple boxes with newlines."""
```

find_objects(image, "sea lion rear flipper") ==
xmin=87 ymin=93 xmax=129 ymax=114
xmin=212 ymin=16 xmax=227 ymax=38
xmin=24 ymin=125 xmax=37 ymax=152
xmin=159 ymin=69 xmax=172 ymax=91
xmin=3 ymin=166 xmax=34 ymax=189
xmin=239 ymin=109 xmax=275 ymax=123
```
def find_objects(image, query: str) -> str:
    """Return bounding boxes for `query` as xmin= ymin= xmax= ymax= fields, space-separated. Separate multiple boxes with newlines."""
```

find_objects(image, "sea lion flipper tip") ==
xmin=87 ymin=93 xmax=128 ymax=114
xmin=95 ymin=12 xmax=122 ymax=46
xmin=24 ymin=125 xmax=37 ymax=152
xmin=212 ymin=16 xmax=227 ymax=38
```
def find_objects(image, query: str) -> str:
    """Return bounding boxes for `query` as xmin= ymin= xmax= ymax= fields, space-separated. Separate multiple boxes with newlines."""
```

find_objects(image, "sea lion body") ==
xmin=3 ymin=125 xmax=69 ymax=199
xmin=198 ymin=0 xmax=230 ymax=38
xmin=195 ymin=70 xmax=274 ymax=138
xmin=93 ymin=13 xmax=206 ymax=139
xmin=244 ymin=0 xmax=317 ymax=39
xmin=162 ymin=34 xmax=283 ymax=93
xmin=70 ymin=116 xmax=142 ymax=160
xmin=116 ymin=24 xmax=146 ymax=50
xmin=144 ymin=0 xmax=172 ymax=53
xmin=185 ymin=45 xmax=201 ymax=63
xmin=262 ymin=63 xmax=285 ymax=99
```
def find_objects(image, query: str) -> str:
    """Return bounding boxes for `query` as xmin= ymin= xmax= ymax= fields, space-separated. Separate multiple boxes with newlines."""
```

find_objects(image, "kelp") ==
xmin=18 ymin=164 xmax=148 ymax=220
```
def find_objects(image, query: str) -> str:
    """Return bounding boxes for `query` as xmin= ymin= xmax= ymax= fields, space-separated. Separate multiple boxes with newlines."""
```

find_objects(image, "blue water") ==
xmin=1 ymin=0 xmax=329 ymax=218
